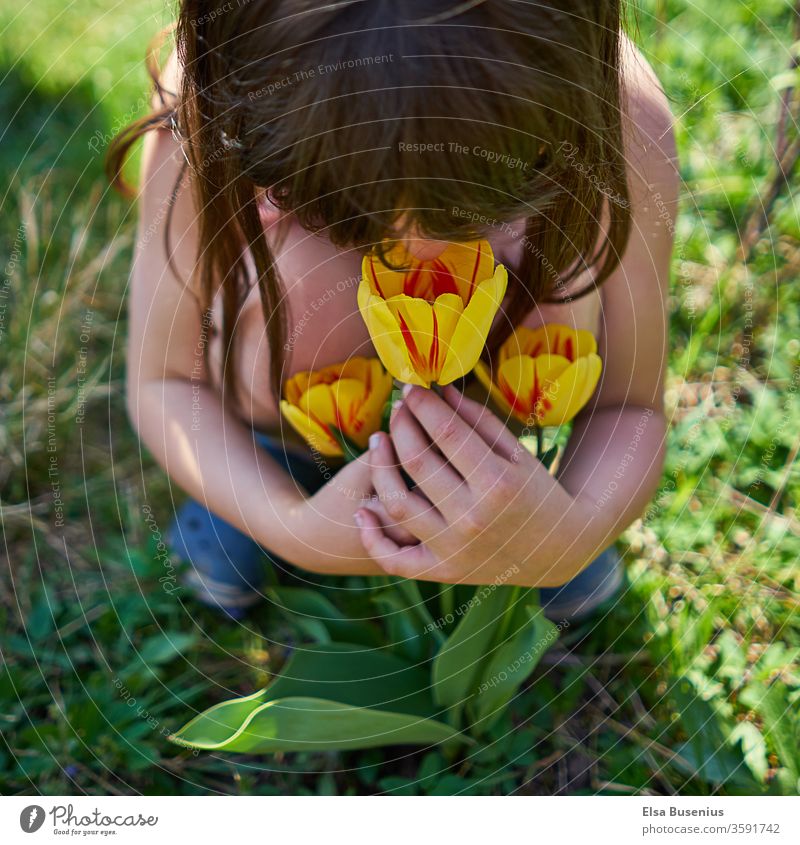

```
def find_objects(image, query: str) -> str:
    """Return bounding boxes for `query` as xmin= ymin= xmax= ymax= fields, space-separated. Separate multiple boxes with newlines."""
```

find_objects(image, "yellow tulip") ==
xmin=280 ymin=357 xmax=393 ymax=458
xmin=358 ymin=239 xmax=508 ymax=387
xmin=474 ymin=324 xmax=602 ymax=428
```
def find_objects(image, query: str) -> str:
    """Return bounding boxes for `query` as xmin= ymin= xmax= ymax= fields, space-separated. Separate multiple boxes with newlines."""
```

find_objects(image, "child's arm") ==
xmin=127 ymin=113 xmax=390 ymax=576
xmin=551 ymin=45 xmax=678 ymax=567
xmin=355 ymin=50 xmax=677 ymax=587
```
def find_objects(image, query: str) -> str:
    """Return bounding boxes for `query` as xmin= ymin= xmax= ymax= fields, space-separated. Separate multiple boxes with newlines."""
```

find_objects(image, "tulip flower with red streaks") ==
xmin=474 ymin=323 xmax=601 ymax=429
xmin=358 ymin=239 xmax=507 ymax=388
xmin=280 ymin=357 xmax=393 ymax=459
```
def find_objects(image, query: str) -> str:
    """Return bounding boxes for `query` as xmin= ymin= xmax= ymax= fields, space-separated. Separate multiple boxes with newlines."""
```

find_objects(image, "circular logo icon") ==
xmin=20 ymin=806 xmax=45 ymax=833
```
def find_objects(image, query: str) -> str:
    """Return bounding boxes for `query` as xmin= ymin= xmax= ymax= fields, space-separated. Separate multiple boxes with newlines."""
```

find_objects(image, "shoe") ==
xmin=165 ymin=499 xmax=266 ymax=618
xmin=539 ymin=546 xmax=624 ymax=624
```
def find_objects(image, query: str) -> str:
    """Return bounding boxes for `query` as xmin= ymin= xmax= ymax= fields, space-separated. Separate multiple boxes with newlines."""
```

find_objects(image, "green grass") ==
xmin=1 ymin=0 xmax=799 ymax=795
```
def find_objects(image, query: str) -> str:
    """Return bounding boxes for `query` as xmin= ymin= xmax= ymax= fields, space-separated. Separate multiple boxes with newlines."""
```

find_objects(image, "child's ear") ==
xmin=256 ymin=187 xmax=283 ymax=226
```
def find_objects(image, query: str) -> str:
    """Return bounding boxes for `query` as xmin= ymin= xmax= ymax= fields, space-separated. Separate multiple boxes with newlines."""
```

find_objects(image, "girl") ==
xmin=111 ymin=0 xmax=677 ymax=619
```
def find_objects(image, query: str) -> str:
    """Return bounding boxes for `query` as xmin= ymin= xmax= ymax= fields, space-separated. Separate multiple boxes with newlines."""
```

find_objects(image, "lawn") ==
xmin=0 ymin=0 xmax=798 ymax=795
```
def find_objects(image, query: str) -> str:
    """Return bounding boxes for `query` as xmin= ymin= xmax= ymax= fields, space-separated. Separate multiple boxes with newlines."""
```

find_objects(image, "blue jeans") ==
xmin=167 ymin=432 xmax=623 ymax=621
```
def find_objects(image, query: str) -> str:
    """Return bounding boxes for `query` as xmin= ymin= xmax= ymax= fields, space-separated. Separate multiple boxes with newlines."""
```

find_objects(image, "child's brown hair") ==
xmin=109 ymin=0 xmax=631 ymax=404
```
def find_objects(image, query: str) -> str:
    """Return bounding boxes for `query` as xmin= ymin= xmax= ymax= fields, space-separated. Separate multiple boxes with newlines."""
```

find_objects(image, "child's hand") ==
xmin=282 ymin=453 xmax=416 ymax=574
xmin=354 ymin=385 xmax=596 ymax=587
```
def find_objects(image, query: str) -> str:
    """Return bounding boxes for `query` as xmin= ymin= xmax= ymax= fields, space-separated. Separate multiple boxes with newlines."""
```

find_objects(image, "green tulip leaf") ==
xmin=329 ymin=425 xmax=363 ymax=462
xmin=170 ymin=642 xmax=463 ymax=753
xmin=372 ymin=578 xmax=444 ymax=661
xmin=372 ymin=589 xmax=427 ymax=663
xmin=270 ymin=642 xmax=438 ymax=716
xmin=171 ymin=687 xmax=269 ymax=747
xmin=394 ymin=578 xmax=442 ymax=640
xmin=268 ymin=587 xmax=380 ymax=646
xmin=432 ymin=584 xmax=514 ymax=709
xmin=171 ymin=696 xmax=462 ymax=753
xmin=372 ymin=585 xmax=438 ymax=663
xmin=468 ymin=603 xmax=559 ymax=727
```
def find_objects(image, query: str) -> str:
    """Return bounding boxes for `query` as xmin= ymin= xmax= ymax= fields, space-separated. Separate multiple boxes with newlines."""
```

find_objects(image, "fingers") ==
xmin=354 ymin=507 xmax=437 ymax=577
xmin=441 ymin=384 xmax=525 ymax=463
xmin=400 ymin=384 xmax=505 ymax=486
xmin=368 ymin=431 xmax=446 ymax=541
xmin=388 ymin=403 xmax=465 ymax=512
xmin=360 ymin=497 xmax=419 ymax=545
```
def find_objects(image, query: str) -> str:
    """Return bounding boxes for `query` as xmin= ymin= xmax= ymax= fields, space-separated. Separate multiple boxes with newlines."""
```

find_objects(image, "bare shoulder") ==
xmin=584 ymin=36 xmax=677 ymax=412
xmin=619 ymin=34 xmax=679 ymax=204
xmin=138 ymin=81 xmax=199 ymax=291
xmin=140 ymin=44 xmax=190 ymax=227
xmin=150 ymin=45 xmax=182 ymax=111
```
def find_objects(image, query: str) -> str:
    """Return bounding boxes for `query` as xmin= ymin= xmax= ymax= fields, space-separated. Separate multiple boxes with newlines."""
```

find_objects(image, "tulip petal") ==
xmin=368 ymin=356 xmax=390 ymax=392
xmin=496 ymin=353 xmax=572 ymax=425
xmin=334 ymin=356 xmax=372 ymax=385
xmin=280 ymin=400 xmax=341 ymax=457
xmin=474 ymin=361 xmax=514 ymax=419
xmin=362 ymin=252 xmax=406 ymax=299
xmin=495 ymin=355 xmax=535 ymax=423
xmin=362 ymin=240 xmax=495 ymax=303
xmin=385 ymin=296 xmax=437 ymax=384
xmin=358 ymin=283 xmax=427 ymax=386
xmin=438 ymin=264 xmax=508 ymax=385
xmin=281 ymin=357 xmax=393 ymax=457
xmin=357 ymin=273 xmax=373 ymax=312
xmin=432 ymin=293 xmax=464 ymax=378
xmin=284 ymin=371 xmax=314 ymax=407
xmin=356 ymin=361 xmax=394 ymax=441
xmin=438 ymin=239 xmax=495 ymax=303
xmin=501 ymin=323 xmax=598 ymax=364
xmin=298 ymin=383 xmax=336 ymax=426
xmin=330 ymin=377 xmax=369 ymax=448
xmin=537 ymin=353 xmax=602 ymax=427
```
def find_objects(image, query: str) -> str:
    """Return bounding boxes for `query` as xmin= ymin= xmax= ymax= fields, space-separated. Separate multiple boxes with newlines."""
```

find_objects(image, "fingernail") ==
xmin=392 ymin=399 xmax=403 ymax=412
xmin=369 ymin=432 xmax=381 ymax=450
xmin=353 ymin=511 xmax=363 ymax=527
xmin=402 ymin=383 xmax=413 ymax=397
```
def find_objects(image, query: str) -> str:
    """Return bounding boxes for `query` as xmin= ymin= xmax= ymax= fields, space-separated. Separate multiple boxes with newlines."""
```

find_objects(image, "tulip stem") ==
xmin=495 ymin=585 xmax=521 ymax=647
xmin=535 ymin=425 xmax=544 ymax=458
xmin=439 ymin=582 xmax=454 ymax=621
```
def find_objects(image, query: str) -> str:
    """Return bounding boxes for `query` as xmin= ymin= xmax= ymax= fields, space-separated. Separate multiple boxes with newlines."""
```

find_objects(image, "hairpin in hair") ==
xmin=219 ymin=128 xmax=245 ymax=151
xmin=168 ymin=113 xmax=192 ymax=168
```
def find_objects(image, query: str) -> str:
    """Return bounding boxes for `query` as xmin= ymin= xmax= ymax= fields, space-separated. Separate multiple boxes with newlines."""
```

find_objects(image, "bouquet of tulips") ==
xmin=172 ymin=240 xmax=601 ymax=755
